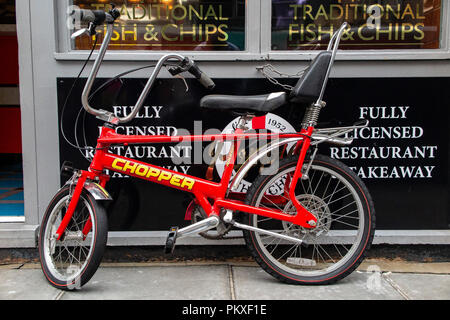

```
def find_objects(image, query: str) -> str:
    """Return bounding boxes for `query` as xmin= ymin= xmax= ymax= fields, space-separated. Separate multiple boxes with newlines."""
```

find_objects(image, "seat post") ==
xmin=237 ymin=114 xmax=255 ymax=131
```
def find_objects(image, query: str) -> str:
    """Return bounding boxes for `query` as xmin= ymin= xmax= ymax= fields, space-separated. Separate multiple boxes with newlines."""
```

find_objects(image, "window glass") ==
xmin=71 ymin=0 xmax=246 ymax=51
xmin=0 ymin=0 xmax=16 ymax=24
xmin=271 ymin=0 xmax=442 ymax=50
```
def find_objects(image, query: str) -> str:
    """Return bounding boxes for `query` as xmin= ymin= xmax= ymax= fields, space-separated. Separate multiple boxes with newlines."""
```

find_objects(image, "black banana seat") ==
xmin=200 ymin=92 xmax=287 ymax=114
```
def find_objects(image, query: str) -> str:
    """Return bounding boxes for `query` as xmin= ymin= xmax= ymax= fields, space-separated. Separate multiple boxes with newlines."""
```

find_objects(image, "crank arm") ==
xmin=176 ymin=215 xmax=220 ymax=239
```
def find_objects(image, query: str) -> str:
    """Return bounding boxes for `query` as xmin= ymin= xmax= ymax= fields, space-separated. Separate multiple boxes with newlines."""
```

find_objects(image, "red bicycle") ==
xmin=39 ymin=8 xmax=375 ymax=290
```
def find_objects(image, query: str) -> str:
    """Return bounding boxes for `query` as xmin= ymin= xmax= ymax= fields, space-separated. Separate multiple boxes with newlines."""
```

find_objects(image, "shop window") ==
xmin=0 ymin=0 xmax=24 ymax=221
xmin=71 ymin=0 xmax=246 ymax=51
xmin=271 ymin=0 xmax=442 ymax=50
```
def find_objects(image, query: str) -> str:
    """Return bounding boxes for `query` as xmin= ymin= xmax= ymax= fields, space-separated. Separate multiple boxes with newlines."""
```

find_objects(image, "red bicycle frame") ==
xmin=56 ymin=123 xmax=318 ymax=240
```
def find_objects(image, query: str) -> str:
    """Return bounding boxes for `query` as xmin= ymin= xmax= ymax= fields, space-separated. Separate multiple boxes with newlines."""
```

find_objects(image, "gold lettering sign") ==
xmin=72 ymin=0 xmax=245 ymax=51
xmin=271 ymin=0 xmax=441 ymax=50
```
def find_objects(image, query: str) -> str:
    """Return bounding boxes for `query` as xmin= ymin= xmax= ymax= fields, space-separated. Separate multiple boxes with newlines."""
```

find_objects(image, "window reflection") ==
xmin=271 ymin=0 xmax=441 ymax=50
xmin=72 ymin=0 xmax=245 ymax=51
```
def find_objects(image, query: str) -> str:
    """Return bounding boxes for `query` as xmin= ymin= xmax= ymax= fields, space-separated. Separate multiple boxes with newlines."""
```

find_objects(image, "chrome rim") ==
xmin=251 ymin=163 xmax=365 ymax=277
xmin=42 ymin=195 xmax=95 ymax=283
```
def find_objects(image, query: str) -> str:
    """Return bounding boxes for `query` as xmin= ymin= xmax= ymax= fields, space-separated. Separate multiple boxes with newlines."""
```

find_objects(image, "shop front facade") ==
xmin=1 ymin=0 xmax=449 ymax=247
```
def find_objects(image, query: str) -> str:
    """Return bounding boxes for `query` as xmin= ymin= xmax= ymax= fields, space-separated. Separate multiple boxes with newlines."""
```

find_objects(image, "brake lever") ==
xmin=71 ymin=28 xmax=89 ymax=39
xmin=175 ymin=75 xmax=189 ymax=93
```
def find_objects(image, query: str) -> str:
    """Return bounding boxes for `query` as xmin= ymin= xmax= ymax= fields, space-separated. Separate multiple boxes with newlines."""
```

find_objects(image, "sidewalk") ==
xmin=1 ymin=259 xmax=450 ymax=300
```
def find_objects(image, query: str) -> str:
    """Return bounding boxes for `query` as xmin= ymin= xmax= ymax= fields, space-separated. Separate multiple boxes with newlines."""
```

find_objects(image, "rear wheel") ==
xmin=38 ymin=186 xmax=108 ymax=290
xmin=243 ymin=154 xmax=375 ymax=285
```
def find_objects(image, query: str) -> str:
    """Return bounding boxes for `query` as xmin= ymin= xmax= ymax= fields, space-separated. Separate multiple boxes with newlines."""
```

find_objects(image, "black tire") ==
xmin=243 ymin=154 xmax=375 ymax=285
xmin=38 ymin=186 xmax=108 ymax=290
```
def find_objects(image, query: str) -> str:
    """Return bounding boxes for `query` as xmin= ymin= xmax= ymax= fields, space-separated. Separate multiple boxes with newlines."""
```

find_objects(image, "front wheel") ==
xmin=243 ymin=154 xmax=375 ymax=285
xmin=38 ymin=186 xmax=108 ymax=290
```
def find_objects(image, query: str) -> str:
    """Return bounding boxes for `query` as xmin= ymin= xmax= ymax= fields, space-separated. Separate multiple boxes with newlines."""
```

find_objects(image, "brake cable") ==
xmin=59 ymin=35 xmax=98 ymax=158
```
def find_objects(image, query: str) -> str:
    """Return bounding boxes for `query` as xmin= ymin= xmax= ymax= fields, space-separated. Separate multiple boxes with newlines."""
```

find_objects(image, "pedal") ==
xmin=164 ymin=227 xmax=178 ymax=254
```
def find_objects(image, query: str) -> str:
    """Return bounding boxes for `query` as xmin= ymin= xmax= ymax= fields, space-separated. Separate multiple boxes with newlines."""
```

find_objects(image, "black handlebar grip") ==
xmin=79 ymin=9 xmax=106 ymax=24
xmin=198 ymin=73 xmax=216 ymax=90
xmin=188 ymin=63 xmax=215 ymax=90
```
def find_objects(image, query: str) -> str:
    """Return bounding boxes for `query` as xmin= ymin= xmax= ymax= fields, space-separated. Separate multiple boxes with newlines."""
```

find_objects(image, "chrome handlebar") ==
xmin=80 ymin=23 xmax=186 ymax=124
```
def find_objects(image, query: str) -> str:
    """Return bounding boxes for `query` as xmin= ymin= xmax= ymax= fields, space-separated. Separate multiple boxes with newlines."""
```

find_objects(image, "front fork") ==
xmin=55 ymin=170 xmax=109 ymax=241
xmin=55 ymin=173 xmax=87 ymax=240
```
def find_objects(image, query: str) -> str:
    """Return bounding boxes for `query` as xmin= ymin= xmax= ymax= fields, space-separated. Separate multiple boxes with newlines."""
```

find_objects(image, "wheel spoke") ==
xmin=276 ymin=244 xmax=300 ymax=262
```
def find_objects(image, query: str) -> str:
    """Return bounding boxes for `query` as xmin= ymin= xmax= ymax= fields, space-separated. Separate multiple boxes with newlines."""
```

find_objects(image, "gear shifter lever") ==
xmin=71 ymin=22 xmax=97 ymax=39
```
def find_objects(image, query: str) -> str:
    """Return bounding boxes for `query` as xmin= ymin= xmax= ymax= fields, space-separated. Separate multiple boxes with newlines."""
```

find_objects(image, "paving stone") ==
xmin=0 ymin=269 xmax=60 ymax=300
xmin=2 ymin=263 xmax=450 ymax=300
xmin=384 ymin=273 xmax=450 ymax=300
xmin=359 ymin=260 xmax=450 ymax=274
xmin=61 ymin=265 xmax=231 ymax=300
xmin=232 ymin=267 xmax=404 ymax=300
